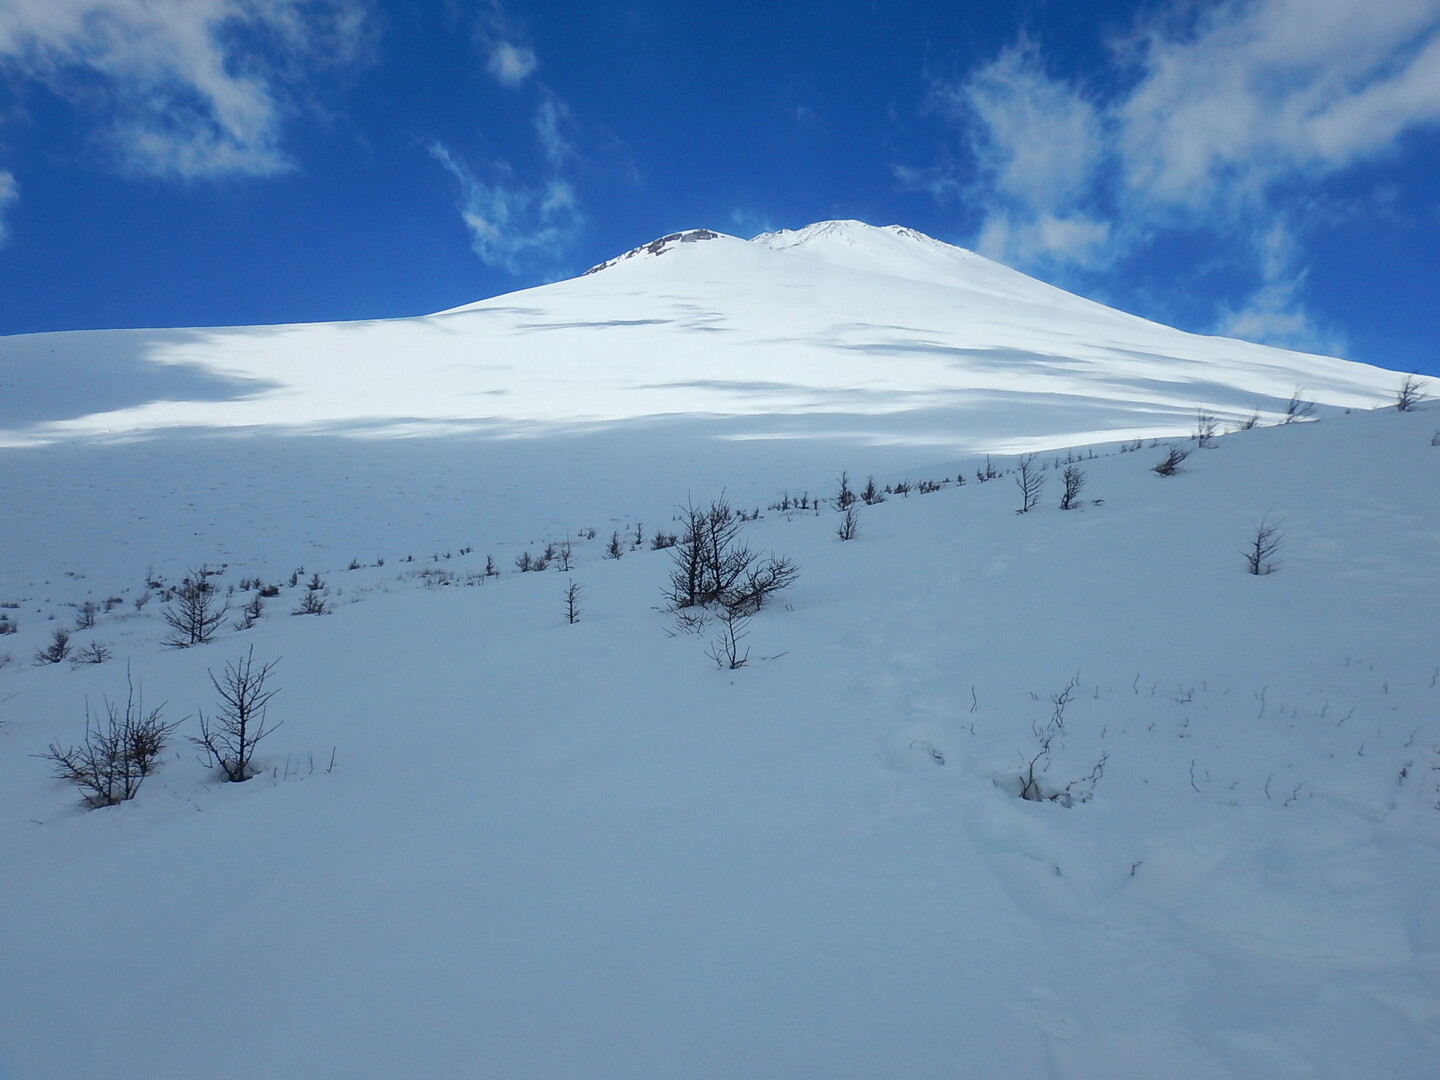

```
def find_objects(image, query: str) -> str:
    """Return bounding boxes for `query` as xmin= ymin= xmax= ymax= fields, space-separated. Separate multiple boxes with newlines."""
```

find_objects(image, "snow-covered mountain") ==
xmin=0 ymin=220 xmax=1404 ymax=599
xmin=2 ymin=220 xmax=1396 ymax=448
xmin=2 ymin=222 xmax=1436 ymax=1080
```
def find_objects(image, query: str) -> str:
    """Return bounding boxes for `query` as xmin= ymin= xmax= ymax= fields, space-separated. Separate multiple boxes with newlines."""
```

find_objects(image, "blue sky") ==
xmin=1 ymin=0 xmax=1437 ymax=377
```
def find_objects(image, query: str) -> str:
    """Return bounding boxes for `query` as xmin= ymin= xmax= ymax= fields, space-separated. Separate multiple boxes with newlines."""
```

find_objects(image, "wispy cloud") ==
xmin=938 ymin=43 xmax=1104 ymax=216
xmin=474 ymin=0 xmax=537 ymax=87
xmin=730 ymin=209 xmax=780 ymax=239
xmin=1114 ymin=0 xmax=1440 ymax=213
xmin=0 ymin=0 xmax=373 ymax=179
xmin=1214 ymin=221 xmax=1346 ymax=355
xmin=908 ymin=0 xmax=1440 ymax=347
xmin=913 ymin=44 xmax=1116 ymax=273
xmin=431 ymin=0 xmax=591 ymax=275
xmin=972 ymin=211 xmax=1114 ymax=272
xmin=486 ymin=40 xmax=537 ymax=87
xmin=0 ymin=169 xmax=18 ymax=246
xmin=428 ymin=141 xmax=582 ymax=273
xmin=534 ymin=91 xmax=576 ymax=166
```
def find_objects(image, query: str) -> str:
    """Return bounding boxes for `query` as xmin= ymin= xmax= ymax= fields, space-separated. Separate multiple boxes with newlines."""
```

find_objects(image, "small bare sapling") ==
xmin=192 ymin=647 xmax=282 ymax=782
xmin=1244 ymin=517 xmax=1284 ymax=575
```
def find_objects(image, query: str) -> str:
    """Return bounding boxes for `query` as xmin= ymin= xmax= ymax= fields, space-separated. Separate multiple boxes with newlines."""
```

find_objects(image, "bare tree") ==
xmin=836 ymin=505 xmax=860 ymax=540
xmin=1015 ymin=453 xmax=1045 ymax=513
xmin=74 ymin=640 xmax=112 ymax=665
xmin=667 ymin=498 xmax=747 ymax=608
xmin=34 ymin=628 xmax=72 ymax=665
xmin=1193 ymin=409 xmax=1219 ymax=447
xmin=725 ymin=555 xmax=799 ymax=616
xmin=834 ymin=471 xmax=856 ymax=510
xmin=233 ymin=592 xmax=265 ymax=630
xmin=860 ymin=475 xmax=885 ymax=505
xmin=1058 ymin=465 xmax=1085 ymax=510
xmin=666 ymin=497 xmax=797 ymax=614
xmin=291 ymin=591 xmax=328 ymax=616
xmin=1283 ymin=389 xmax=1316 ymax=423
xmin=1396 ymin=374 xmax=1428 ymax=412
xmin=705 ymin=607 xmax=751 ymax=670
xmin=193 ymin=647 xmax=282 ymax=782
xmin=1152 ymin=445 xmax=1190 ymax=476
xmin=1244 ymin=517 xmax=1284 ymax=575
xmin=564 ymin=579 xmax=582 ymax=624
xmin=162 ymin=565 xmax=228 ymax=647
xmin=43 ymin=673 xmax=177 ymax=807
xmin=1019 ymin=675 xmax=1077 ymax=802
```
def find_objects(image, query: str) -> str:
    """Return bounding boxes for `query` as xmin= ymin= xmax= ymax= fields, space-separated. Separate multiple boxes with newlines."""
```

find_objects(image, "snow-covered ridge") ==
xmin=752 ymin=218 xmax=952 ymax=254
xmin=580 ymin=220 xmax=953 ymax=277
xmin=581 ymin=227 xmax=725 ymax=275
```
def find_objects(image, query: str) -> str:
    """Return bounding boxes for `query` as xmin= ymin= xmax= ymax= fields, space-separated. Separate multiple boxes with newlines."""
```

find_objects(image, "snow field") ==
xmin=2 ymin=403 xmax=1438 ymax=1078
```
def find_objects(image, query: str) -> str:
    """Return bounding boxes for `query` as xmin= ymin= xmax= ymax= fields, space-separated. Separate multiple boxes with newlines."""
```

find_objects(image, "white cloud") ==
xmin=0 ymin=0 xmax=372 ymax=179
xmin=932 ymin=44 xmax=1114 ymax=270
xmin=1115 ymin=0 xmax=1440 ymax=211
xmin=475 ymin=2 xmax=536 ymax=87
xmin=487 ymin=40 xmax=537 ymax=86
xmin=973 ymin=211 xmax=1113 ymax=272
xmin=1214 ymin=277 xmax=1343 ymax=355
xmin=0 ymin=170 xmax=18 ymax=246
xmin=891 ymin=162 xmax=964 ymax=205
xmin=913 ymin=0 xmax=1440 ymax=343
xmin=534 ymin=92 xmax=574 ymax=165
xmin=730 ymin=209 xmax=779 ymax=238
xmin=1213 ymin=220 xmax=1346 ymax=354
xmin=428 ymin=141 xmax=582 ymax=273
xmin=434 ymin=1 xmax=595 ymax=274
xmin=942 ymin=44 xmax=1105 ymax=214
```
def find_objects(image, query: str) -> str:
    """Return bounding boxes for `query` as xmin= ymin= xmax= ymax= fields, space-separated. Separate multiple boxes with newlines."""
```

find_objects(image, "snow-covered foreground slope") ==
xmin=2 ymin=404 xmax=1438 ymax=1079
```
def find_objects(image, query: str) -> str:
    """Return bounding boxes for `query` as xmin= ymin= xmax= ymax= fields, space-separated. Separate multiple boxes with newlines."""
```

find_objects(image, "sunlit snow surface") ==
xmin=0 ymin=223 xmax=1394 ymax=446
xmin=1 ymin=224 xmax=1435 ymax=1079
xmin=0 ymin=221 xmax=1398 ymax=596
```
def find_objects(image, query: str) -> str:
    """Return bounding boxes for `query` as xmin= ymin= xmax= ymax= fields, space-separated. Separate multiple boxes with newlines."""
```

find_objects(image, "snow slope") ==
xmin=0 ymin=221 xmax=1405 ymax=603
xmin=1 ymin=221 xmax=1396 ymax=447
xmin=1 ymin=403 xmax=1437 ymax=1080
xmin=1 ymin=221 xmax=1435 ymax=1078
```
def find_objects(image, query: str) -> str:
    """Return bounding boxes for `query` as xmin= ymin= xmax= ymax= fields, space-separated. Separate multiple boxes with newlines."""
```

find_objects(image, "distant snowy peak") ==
xmin=751 ymin=219 xmax=952 ymax=254
xmin=580 ymin=220 xmax=972 ymax=280
xmin=582 ymin=228 xmax=726 ymax=275
xmin=748 ymin=218 xmax=1092 ymax=305
xmin=750 ymin=219 xmax=984 ymax=270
